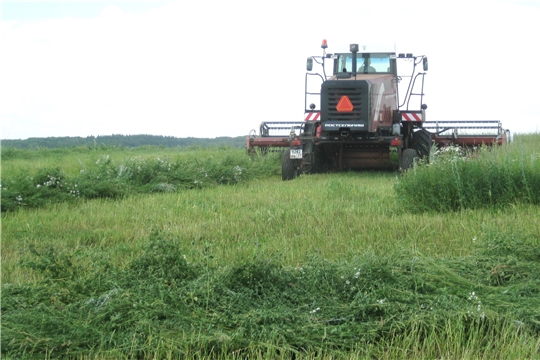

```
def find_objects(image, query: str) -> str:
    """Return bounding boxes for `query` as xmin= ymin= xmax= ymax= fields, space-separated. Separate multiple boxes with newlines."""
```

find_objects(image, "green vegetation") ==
xmin=3 ymin=231 xmax=539 ymax=359
xmin=395 ymin=133 xmax=540 ymax=212
xmin=1 ymin=147 xmax=281 ymax=212
xmin=2 ymin=134 xmax=540 ymax=359
xmin=1 ymin=134 xmax=246 ymax=149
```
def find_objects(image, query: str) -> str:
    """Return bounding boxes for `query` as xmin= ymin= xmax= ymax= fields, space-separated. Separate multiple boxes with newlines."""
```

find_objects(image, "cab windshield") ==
xmin=335 ymin=53 xmax=392 ymax=74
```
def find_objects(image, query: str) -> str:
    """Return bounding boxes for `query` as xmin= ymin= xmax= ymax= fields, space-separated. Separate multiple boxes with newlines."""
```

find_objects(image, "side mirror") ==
xmin=423 ymin=57 xmax=429 ymax=71
xmin=306 ymin=58 xmax=313 ymax=71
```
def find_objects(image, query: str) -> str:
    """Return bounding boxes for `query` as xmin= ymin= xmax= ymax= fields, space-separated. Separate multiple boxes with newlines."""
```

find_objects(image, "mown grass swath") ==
xmin=2 ymin=134 xmax=540 ymax=358
xmin=3 ymin=231 xmax=540 ymax=359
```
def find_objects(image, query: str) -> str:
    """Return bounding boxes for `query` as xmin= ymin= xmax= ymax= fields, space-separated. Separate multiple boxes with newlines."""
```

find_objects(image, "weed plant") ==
xmin=394 ymin=134 xmax=540 ymax=212
xmin=3 ymin=231 xmax=539 ymax=359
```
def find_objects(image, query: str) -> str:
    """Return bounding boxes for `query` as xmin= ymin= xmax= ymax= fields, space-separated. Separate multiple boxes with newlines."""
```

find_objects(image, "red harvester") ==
xmin=246 ymin=40 xmax=510 ymax=180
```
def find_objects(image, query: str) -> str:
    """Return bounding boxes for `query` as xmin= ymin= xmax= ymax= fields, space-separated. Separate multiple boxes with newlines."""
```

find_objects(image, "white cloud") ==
xmin=1 ymin=1 xmax=539 ymax=140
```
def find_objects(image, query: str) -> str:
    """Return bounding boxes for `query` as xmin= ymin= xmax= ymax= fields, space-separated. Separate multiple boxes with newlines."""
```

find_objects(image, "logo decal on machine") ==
xmin=336 ymin=95 xmax=354 ymax=112
xmin=374 ymin=83 xmax=385 ymax=122
xmin=324 ymin=123 xmax=364 ymax=128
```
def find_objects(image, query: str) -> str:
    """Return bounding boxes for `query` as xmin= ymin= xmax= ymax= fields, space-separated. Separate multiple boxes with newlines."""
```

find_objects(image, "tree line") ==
xmin=1 ymin=134 xmax=246 ymax=149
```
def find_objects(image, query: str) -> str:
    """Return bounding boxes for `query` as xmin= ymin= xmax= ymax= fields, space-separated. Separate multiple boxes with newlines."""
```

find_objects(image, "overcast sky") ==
xmin=1 ymin=1 xmax=540 ymax=140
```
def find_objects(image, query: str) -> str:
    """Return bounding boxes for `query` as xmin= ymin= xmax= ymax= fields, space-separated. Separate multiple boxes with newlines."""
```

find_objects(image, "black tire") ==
xmin=282 ymin=149 xmax=299 ymax=181
xmin=400 ymin=148 xmax=418 ymax=171
xmin=411 ymin=129 xmax=432 ymax=160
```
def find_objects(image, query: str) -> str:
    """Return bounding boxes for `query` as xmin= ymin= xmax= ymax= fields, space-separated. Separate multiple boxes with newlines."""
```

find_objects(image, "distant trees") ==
xmin=1 ymin=134 xmax=246 ymax=149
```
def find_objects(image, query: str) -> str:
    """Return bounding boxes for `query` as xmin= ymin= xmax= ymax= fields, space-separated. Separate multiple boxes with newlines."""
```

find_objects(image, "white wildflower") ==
xmin=468 ymin=291 xmax=479 ymax=301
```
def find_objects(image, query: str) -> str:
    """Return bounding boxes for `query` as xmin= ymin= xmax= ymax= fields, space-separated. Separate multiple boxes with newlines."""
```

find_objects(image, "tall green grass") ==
xmin=395 ymin=133 xmax=540 ymax=212
xmin=1 ymin=147 xmax=280 ymax=212
xmin=1 ymin=145 xmax=259 ymax=178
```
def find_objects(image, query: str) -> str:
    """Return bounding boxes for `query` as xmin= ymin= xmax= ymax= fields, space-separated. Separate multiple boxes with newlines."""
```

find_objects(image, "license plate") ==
xmin=290 ymin=149 xmax=302 ymax=159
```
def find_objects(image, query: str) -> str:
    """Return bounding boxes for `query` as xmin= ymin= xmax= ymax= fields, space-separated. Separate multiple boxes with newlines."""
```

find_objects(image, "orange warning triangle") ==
xmin=336 ymin=95 xmax=354 ymax=112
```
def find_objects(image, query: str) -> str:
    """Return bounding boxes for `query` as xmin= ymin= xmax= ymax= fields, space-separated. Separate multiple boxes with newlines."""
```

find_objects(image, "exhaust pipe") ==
xmin=350 ymin=44 xmax=358 ymax=75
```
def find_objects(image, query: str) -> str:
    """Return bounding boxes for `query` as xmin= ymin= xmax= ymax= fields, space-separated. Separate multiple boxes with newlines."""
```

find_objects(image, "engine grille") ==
xmin=321 ymin=80 xmax=369 ymax=122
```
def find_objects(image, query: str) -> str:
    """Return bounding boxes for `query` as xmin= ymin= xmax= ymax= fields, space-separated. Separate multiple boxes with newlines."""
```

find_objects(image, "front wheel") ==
xmin=412 ymin=129 xmax=432 ymax=160
xmin=282 ymin=149 xmax=300 ymax=181
xmin=400 ymin=148 xmax=418 ymax=171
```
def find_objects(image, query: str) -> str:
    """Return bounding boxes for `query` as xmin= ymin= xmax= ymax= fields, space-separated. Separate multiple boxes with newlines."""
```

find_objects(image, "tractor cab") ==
xmin=304 ymin=42 xmax=429 ymax=116
xmin=332 ymin=52 xmax=397 ymax=76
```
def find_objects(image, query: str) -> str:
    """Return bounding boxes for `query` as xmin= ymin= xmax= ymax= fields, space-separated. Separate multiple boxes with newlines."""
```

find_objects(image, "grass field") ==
xmin=2 ymin=135 xmax=540 ymax=359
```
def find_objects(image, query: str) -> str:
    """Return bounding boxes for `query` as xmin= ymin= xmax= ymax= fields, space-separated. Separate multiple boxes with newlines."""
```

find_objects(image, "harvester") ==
xmin=246 ymin=40 xmax=510 ymax=180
